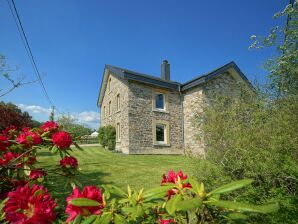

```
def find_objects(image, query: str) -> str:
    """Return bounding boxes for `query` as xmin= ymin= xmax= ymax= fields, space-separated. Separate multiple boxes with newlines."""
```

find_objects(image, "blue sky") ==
xmin=0 ymin=0 xmax=287 ymax=129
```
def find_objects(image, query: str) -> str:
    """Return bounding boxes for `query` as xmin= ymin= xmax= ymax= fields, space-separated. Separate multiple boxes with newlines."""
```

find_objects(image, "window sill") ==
xmin=153 ymin=143 xmax=171 ymax=147
xmin=116 ymin=140 xmax=121 ymax=143
xmin=152 ymin=109 xmax=169 ymax=114
xmin=115 ymin=110 xmax=121 ymax=114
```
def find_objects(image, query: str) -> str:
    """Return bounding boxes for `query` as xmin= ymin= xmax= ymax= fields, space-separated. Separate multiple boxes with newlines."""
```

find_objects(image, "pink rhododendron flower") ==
xmin=16 ymin=129 xmax=42 ymax=147
xmin=0 ymin=151 xmax=19 ymax=166
xmin=0 ymin=134 xmax=11 ymax=151
xmin=29 ymin=169 xmax=47 ymax=181
xmin=2 ymin=125 xmax=17 ymax=139
xmin=66 ymin=186 xmax=105 ymax=222
xmin=60 ymin=156 xmax=78 ymax=168
xmin=159 ymin=218 xmax=176 ymax=224
xmin=41 ymin=121 xmax=59 ymax=132
xmin=161 ymin=170 xmax=192 ymax=198
xmin=52 ymin=131 xmax=72 ymax=149
xmin=4 ymin=184 xmax=56 ymax=224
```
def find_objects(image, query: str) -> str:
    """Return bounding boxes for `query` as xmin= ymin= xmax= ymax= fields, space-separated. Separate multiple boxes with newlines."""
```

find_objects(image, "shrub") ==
xmin=200 ymin=92 xmax=298 ymax=223
xmin=0 ymin=101 xmax=33 ymax=131
xmin=98 ymin=125 xmax=116 ymax=150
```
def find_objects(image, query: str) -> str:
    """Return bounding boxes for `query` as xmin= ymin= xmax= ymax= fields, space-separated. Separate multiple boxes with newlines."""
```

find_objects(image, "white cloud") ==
xmin=17 ymin=104 xmax=100 ymax=129
xmin=76 ymin=111 xmax=100 ymax=123
xmin=18 ymin=104 xmax=52 ymax=115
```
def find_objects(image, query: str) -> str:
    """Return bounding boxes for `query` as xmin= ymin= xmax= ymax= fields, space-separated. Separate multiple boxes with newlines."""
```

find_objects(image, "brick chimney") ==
xmin=161 ymin=60 xmax=170 ymax=81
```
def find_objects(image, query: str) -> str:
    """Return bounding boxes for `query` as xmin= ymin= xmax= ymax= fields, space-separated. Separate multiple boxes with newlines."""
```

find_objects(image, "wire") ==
xmin=6 ymin=0 xmax=61 ymax=115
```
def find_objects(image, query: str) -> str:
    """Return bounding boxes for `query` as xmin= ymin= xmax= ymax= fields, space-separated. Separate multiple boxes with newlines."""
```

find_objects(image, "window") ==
xmin=152 ymin=89 xmax=168 ymax=112
xmin=109 ymin=101 xmax=111 ymax=115
xmin=156 ymin=124 xmax=165 ymax=143
xmin=153 ymin=119 xmax=170 ymax=145
xmin=116 ymin=94 xmax=120 ymax=111
xmin=155 ymin=93 xmax=164 ymax=110
xmin=116 ymin=122 xmax=121 ymax=141
xmin=103 ymin=106 xmax=106 ymax=117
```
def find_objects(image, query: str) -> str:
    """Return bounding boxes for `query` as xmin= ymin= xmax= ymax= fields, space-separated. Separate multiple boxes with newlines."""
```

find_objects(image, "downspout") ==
xmin=178 ymin=84 xmax=185 ymax=155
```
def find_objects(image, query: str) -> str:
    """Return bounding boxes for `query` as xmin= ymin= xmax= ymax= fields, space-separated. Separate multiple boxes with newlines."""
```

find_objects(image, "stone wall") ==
xmin=127 ymin=81 xmax=184 ymax=154
xmin=100 ymin=73 xmax=130 ymax=154
xmin=182 ymin=72 xmax=242 ymax=156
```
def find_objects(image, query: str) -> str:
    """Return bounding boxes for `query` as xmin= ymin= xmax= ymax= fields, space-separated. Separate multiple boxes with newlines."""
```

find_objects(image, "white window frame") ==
xmin=152 ymin=119 xmax=170 ymax=146
xmin=152 ymin=88 xmax=168 ymax=112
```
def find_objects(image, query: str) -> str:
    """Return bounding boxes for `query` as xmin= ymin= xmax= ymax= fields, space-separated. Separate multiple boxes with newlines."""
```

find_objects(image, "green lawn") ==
xmin=37 ymin=146 xmax=196 ymax=202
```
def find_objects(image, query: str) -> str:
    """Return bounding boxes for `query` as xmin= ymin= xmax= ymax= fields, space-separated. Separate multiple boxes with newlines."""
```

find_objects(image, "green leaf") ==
xmin=33 ymin=189 xmax=44 ymax=197
xmin=143 ymin=185 xmax=174 ymax=200
xmin=166 ymin=194 xmax=182 ymax=215
xmin=69 ymin=198 xmax=100 ymax=207
xmin=114 ymin=214 xmax=127 ymax=224
xmin=208 ymin=200 xmax=279 ymax=214
xmin=94 ymin=213 xmax=112 ymax=224
xmin=176 ymin=197 xmax=202 ymax=211
xmin=82 ymin=215 xmax=97 ymax=224
xmin=227 ymin=213 xmax=248 ymax=220
xmin=24 ymin=164 xmax=31 ymax=176
xmin=189 ymin=178 xmax=200 ymax=192
xmin=51 ymin=145 xmax=59 ymax=154
xmin=104 ymin=185 xmax=127 ymax=197
xmin=73 ymin=215 xmax=82 ymax=224
xmin=207 ymin=179 xmax=253 ymax=196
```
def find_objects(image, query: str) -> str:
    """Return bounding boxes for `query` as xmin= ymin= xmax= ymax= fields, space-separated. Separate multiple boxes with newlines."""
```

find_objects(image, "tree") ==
xmin=57 ymin=114 xmax=92 ymax=139
xmin=250 ymin=1 xmax=298 ymax=96
xmin=0 ymin=55 xmax=37 ymax=98
xmin=0 ymin=101 xmax=33 ymax=131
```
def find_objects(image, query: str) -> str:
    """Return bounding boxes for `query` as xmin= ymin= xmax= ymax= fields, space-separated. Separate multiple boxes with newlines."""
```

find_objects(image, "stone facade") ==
xmin=182 ymin=72 xmax=243 ymax=156
xmin=100 ymin=73 xmax=130 ymax=153
xmin=127 ymin=81 xmax=184 ymax=154
xmin=99 ymin=63 xmax=253 ymax=155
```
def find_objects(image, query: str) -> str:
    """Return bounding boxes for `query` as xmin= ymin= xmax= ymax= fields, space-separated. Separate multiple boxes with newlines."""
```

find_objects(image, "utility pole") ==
xmin=49 ymin=106 xmax=55 ymax=121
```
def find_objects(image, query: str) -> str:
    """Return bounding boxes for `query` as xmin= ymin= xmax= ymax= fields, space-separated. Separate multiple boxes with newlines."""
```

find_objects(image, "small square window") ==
xmin=156 ymin=124 xmax=165 ymax=143
xmin=155 ymin=93 xmax=165 ymax=110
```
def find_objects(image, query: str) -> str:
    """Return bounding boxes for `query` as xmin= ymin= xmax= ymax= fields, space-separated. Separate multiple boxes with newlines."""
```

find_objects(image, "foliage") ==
xmin=250 ymin=1 xmax=298 ymax=96
xmin=57 ymin=114 xmax=92 ymax=139
xmin=0 ymin=123 xmax=278 ymax=223
xmin=0 ymin=101 xmax=33 ymax=131
xmin=198 ymin=2 xmax=298 ymax=223
xmin=98 ymin=125 xmax=116 ymax=150
xmin=200 ymin=92 xmax=298 ymax=223
xmin=31 ymin=119 xmax=42 ymax=128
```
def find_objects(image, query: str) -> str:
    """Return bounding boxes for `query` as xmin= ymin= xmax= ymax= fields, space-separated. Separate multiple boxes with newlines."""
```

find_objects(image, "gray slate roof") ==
xmin=97 ymin=61 xmax=254 ymax=107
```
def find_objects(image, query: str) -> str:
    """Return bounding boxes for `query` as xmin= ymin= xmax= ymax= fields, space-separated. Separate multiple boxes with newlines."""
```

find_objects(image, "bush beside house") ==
xmin=98 ymin=125 xmax=116 ymax=150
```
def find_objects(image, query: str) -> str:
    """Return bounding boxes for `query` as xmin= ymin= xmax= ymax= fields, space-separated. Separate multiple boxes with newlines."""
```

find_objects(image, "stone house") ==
xmin=97 ymin=60 xmax=254 ymax=155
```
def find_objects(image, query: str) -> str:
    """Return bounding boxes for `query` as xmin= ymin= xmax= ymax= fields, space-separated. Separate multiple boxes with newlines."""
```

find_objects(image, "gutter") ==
xmin=178 ymin=84 xmax=185 ymax=155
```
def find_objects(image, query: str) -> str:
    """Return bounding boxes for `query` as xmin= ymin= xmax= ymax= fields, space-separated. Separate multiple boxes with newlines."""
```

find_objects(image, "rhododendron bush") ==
xmin=0 ymin=122 xmax=278 ymax=223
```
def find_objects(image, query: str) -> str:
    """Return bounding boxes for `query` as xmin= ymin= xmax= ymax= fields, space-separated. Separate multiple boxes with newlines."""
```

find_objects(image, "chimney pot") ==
xmin=161 ymin=60 xmax=170 ymax=81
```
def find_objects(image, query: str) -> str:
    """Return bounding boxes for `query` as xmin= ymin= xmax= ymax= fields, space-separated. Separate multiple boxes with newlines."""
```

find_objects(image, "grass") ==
xmin=37 ymin=146 xmax=196 ymax=203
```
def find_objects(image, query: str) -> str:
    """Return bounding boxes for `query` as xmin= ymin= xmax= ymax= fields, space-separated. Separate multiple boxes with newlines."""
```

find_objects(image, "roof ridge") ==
xmin=106 ymin=64 xmax=181 ymax=84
